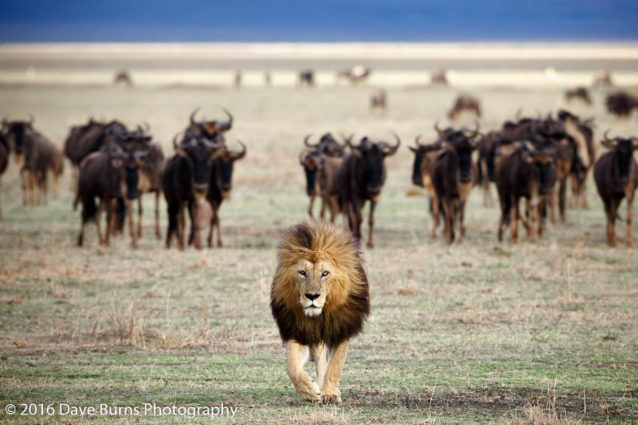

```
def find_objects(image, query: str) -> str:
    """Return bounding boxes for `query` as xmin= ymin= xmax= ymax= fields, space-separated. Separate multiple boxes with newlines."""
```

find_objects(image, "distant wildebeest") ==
xmin=264 ymin=71 xmax=272 ymax=86
xmin=162 ymin=136 xmax=223 ymax=250
xmin=0 ymin=130 xmax=9 ymax=219
xmin=234 ymin=71 xmax=242 ymax=88
xmin=299 ymin=70 xmax=315 ymax=87
xmin=74 ymin=135 xmax=151 ymax=247
xmin=2 ymin=117 xmax=64 ymax=205
xmin=338 ymin=134 xmax=400 ymax=248
xmin=114 ymin=70 xmax=133 ymax=86
xmin=206 ymin=141 xmax=246 ymax=247
xmin=409 ymin=136 xmax=443 ymax=237
xmin=565 ymin=87 xmax=592 ymax=105
xmin=431 ymin=70 xmax=448 ymax=86
xmin=593 ymin=131 xmax=638 ymax=247
xmin=430 ymin=123 xmax=480 ymax=243
xmin=593 ymin=70 xmax=613 ymax=87
xmin=338 ymin=65 xmax=371 ymax=84
xmin=448 ymin=95 xmax=481 ymax=121
xmin=606 ymin=92 xmax=638 ymax=118
xmin=182 ymin=107 xmax=233 ymax=142
xmin=370 ymin=90 xmax=387 ymax=112
xmin=495 ymin=141 xmax=557 ymax=243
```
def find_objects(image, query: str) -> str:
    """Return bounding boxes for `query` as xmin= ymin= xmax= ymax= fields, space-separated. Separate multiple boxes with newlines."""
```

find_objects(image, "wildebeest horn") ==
xmin=434 ymin=121 xmax=444 ymax=138
xmin=190 ymin=107 xmax=200 ymax=125
xmin=464 ymin=121 xmax=481 ymax=138
xmin=143 ymin=121 xmax=150 ymax=132
xmin=303 ymin=133 xmax=318 ymax=148
xmin=341 ymin=133 xmax=355 ymax=147
xmin=515 ymin=108 xmax=523 ymax=120
xmin=219 ymin=108 xmax=233 ymax=132
xmin=173 ymin=134 xmax=181 ymax=150
xmin=382 ymin=132 xmax=401 ymax=156
xmin=415 ymin=135 xmax=424 ymax=147
xmin=232 ymin=140 xmax=247 ymax=160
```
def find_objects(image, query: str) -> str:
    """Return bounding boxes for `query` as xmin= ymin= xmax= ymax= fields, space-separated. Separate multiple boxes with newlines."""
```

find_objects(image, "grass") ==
xmin=0 ymin=83 xmax=637 ymax=424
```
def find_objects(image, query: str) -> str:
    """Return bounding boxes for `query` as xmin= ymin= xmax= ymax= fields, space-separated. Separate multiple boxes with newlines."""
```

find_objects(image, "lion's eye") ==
xmin=298 ymin=270 xmax=306 ymax=277
xmin=321 ymin=271 xmax=330 ymax=277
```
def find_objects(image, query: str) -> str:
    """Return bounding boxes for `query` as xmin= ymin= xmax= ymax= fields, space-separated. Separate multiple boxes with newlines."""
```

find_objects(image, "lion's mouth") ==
xmin=304 ymin=306 xmax=323 ymax=317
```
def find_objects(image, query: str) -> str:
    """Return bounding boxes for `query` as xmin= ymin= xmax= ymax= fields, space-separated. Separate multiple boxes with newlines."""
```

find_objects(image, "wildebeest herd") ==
xmin=1 ymin=84 xmax=637 ymax=249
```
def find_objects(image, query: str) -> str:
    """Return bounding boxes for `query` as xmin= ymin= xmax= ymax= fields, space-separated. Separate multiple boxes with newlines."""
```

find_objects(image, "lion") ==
xmin=270 ymin=220 xmax=370 ymax=404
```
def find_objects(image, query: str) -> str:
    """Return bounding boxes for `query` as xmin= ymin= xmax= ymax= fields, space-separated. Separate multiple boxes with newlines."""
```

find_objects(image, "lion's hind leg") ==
xmin=311 ymin=343 xmax=328 ymax=387
xmin=286 ymin=340 xmax=322 ymax=403
xmin=321 ymin=340 xmax=349 ymax=404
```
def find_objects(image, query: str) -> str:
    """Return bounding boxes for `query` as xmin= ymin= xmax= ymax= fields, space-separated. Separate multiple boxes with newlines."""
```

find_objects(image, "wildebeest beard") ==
xmin=124 ymin=166 xmax=140 ymax=199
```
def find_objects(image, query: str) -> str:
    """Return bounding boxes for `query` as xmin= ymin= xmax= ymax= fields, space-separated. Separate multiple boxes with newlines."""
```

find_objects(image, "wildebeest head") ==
xmin=409 ymin=135 xmax=442 ymax=187
xmin=110 ymin=127 xmax=152 ymax=199
xmin=304 ymin=133 xmax=345 ymax=157
xmin=215 ymin=141 xmax=247 ymax=199
xmin=348 ymin=133 xmax=400 ymax=197
xmin=437 ymin=122 xmax=480 ymax=183
xmin=2 ymin=115 xmax=34 ymax=158
xmin=602 ymin=130 xmax=638 ymax=186
xmin=185 ymin=107 xmax=233 ymax=141
xmin=299 ymin=148 xmax=323 ymax=196
xmin=175 ymin=136 xmax=223 ymax=197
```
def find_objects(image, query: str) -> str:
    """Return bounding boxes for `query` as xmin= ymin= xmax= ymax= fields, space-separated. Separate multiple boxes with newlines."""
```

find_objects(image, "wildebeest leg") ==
xmin=497 ymin=193 xmax=506 ymax=242
xmin=207 ymin=208 xmax=215 ymax=248
xmin=177 ymin=205 xmax=185 ymax=250
xmin=188 ymin=202 xmax=202 ymax=250
xmin=166 ymin=201 xmax=178 ymax=249
xmin=559 ymin=177 xmax=567 ymax=223
xmin=458 ymin=200 xmax=466 ymax=243
xmin=441 ymin=197 xmax=455 ymax=243
xmin=329 ymin=196 xmax=339 ymax=223
xmin=529 ymin=197 xmax=539 ymax=243
xmin=581 ymin=178 xmax=589 ymax=208
xmin=20 ymin=167 xmax=28 ymax=206
xmin=604 ymin=200 xmax=617 ymax=247
xmin=430 ymin=195 xmax=440 ymax=238
xmin=40 ymin=169 xmax=48 ymax=206
xmin=569 ymin=175 xmax=578 ymax=208
xmin=215 ymin=209 xmax=223 ymax=247
xmin=367 ymin=200 xmax=376 ymax=248
xmin=127 ymin=199 xmax=137 ymax=248
xmin=308 ymin=194 xmax=316 ymax=218
xmin=510 ymin=197 xmax=519 ymax=243
xmin=353 ymin=199 xmax=363 ymax=241
xmin=319 ymin=196 xmax=327 ymax=221
xmin=53 ymin=169 xmax=60 ymax=199
xmin=626 ymin=191 xmax=634 ymax=247
xmin=137 ymin=197 xmax=143 ymax=238
xmin=103 ymin=200 xmax=111 ymax=247
xmin=154 ymin=191 xmax=161 ymax=239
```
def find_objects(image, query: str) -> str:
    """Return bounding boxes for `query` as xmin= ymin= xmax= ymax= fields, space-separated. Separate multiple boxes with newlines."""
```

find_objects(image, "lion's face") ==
xmin=295 ymin=257 xmax=334 ymax=317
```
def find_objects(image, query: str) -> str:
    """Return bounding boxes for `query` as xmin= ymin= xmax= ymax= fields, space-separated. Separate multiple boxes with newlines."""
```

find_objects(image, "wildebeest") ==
xmin=448 ymin=95 xmax=481 ymax=121
xmin=593 ymin=131 xmax=638 ymax=247
xmin=495 ymin=141 xmax=557 ymax=243
xmin=135 ymin=136 xmax=165 ymax=239
xmin=3 ymin=117 xmax=64 ymax=205
xmin=565 ymin=87 xmax=592 ymax=105
xmin=370 ymin=90 xmax=387 ymax=112
xmin=593 ymin=70 xmax=613 ymax=87
xmin=114 ymin=70 xmax=133 ymax=86
xmin=162 ymin=136 xmax=223 ymax=250
xmin=303 ymin=133 xmax=345 ymax=158
xmin=430 ymin=123 xmax=480 ymax=243
xmin=409 ymin=136 xmax=443 ymax=237
xmin=206 ymin=141 xmax=247 ymax=247
xmin=234 ymin=71 xmax=242 ymax=88
xmin=337 ymin=134 xmax=400 ymax=248
xmin=606 ymin=92 xmax=638 ymax=118
xmin=338 ymin=65 xmax=371 ymax=84
xmin=0 ymin=130 xmax=9 ymax=219
xmin=182 ymin=108 xmax=233 ymax=142
xmin=431 ymin=70 xmax=448 ymax=86
xmin=299 ymin=70 xmax=315 ymax=87
xmin=74 ymin=136 xmax=150 ymax=247
xmin=264 ymin=71 xmax=272 ymax=86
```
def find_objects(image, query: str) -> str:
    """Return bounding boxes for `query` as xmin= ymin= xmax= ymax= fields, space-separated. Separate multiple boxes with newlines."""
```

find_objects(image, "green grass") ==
xmin=0 ymin=84 xmax=637 ymax=424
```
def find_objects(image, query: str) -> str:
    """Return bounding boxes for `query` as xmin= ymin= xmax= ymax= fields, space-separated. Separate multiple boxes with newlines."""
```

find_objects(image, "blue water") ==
xmin=1 ymin=0 xmax=637 ymax=42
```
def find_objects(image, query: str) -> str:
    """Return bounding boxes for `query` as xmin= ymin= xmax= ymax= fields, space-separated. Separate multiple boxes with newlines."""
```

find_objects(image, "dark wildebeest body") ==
xmin=299 ymin=70 xmax=315 ymax=86
xmin=205 ymin=142 xmax=246 ymax=247
xmin=114 ymin=71 xmax=133 ymax=86
xmin=0 ymin=131 xmax=8 ymax=219
xmin=565 ymin=87 xmax=592 ymax=105
xmin=370 ymin=90 xmax=387 ymax=112
xmin=429 ymin=124 xmax=480 ymax=243
xmin=337 ymin=135 xmax=400 ymax=248
xmin=593 ymin=132 xmax=638 ymax=247
xmin=495 ymin=142 xmax=557 ymax=243
xmin=606 ymin=92 xmax=638 ymax=118
xmin=136 ymin=141 xmax=165 ymax=239
xmin=410 ymin=136 xmax=444 ymax=237
xmin=162 ymin=137 xmax=222 ymax=250
xmin=431 ymin=70 xmax=448 ymax=86
xmin=448 ymin=95 xmax=481 ymax=121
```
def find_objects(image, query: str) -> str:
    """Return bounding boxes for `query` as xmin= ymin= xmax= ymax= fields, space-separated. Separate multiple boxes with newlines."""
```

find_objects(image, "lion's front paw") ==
xmin=296 ymin=380 xmax=322 ymax=403
xmin=321 ymin=387 xmax=341 ymax=404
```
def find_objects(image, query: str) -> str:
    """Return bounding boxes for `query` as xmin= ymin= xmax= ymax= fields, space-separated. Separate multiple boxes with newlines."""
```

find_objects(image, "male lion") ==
xmin=270 ymin=220 xmax=370 ymax=404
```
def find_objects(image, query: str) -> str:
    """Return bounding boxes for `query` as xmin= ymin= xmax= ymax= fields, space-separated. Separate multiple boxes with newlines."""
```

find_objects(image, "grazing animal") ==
xmin=565 ymin=87 xmax=592 ymax=105
xmin=409 ymin=136 xmax=444 ymax=237
xmin=431 ymin=70 xmax=448 ymax=86
xmin=337 ymin=65 xmax=371 ymax=84
xmin=593 ymin=70 xmax=613 ymax=87
xmin=495 ymin=142 xmax=557 ymax=243
xmin=337 ymin=134 xmax=400 ymax=248
xmin=234 ymin=71 xmax=242 ymax=88
xmin=162 ymin=137 xmax=223 ymax=250
xmin=74 ymin=140 xmax=149 ymax=247
xmin=206 ymin=141 xmax=247 ymax=247
xmin=593 ymin=132 xmax=638 ymax=247
xmin=299 ymin=70 xmax=315 ymax=86
xmin=0 ymin=130 xmax=9 ymax=219
xmin=448 ymin=95 xmax=481 ymax=121
xmin=606 ymin=92 xmax=638 ymax=118
xmin=114 ymin=70 xmax=133 ymax=86
xmin=270 ymin=220 xmax=369 ymax=404
xmin=430 ymin=123 xmax=480 ymax=243
xmin=370 ymin=90 xmax=387 ymax=111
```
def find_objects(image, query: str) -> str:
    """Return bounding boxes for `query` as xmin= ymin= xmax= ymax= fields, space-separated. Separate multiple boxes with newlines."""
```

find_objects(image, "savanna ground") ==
xmin=0 ymin=80 xmax=637 ymax=424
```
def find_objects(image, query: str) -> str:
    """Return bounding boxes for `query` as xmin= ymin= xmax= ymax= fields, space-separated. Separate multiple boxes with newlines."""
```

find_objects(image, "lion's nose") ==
xmin=305 ymin=293 xmax=320 ymax=301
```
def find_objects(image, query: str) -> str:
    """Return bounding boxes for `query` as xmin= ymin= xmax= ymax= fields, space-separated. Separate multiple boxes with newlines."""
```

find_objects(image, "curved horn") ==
xmin=219 ymin=108 xmax=233 ymax=132
xmin=173 ymin=134 xmax=181 ymax=150
xmin=434 ymin=121 xmax=444 ymax=138
xmin=232 ymin=140 xmax=247 ymax=160
xmin=415 ymin=135 xmax=424 ymax=147
xmin=340 ymin=133 xmax=355 ymax=147
xmin=382 ymin=132 xmax=401 ymax=156
xmin=190 ymin=107 xmax=200 ymax=125
xmin=303 ymin=133 xmax=319 ymax=148
xmin=464 ymin=120 xmax=481 ymax=138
